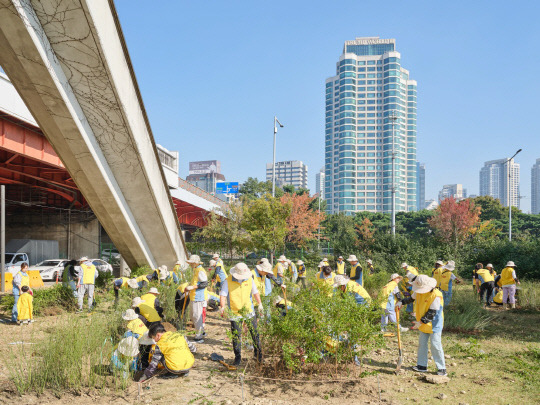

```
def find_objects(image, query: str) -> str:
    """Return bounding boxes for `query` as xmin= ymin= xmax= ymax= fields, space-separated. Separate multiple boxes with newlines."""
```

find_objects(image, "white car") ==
xmin=101 ymin=249 xmax=120 ymax=262
xmin=91 ymin=259 xmax=113 ymax=273
xmin=30 ymin=259 xmax=68 ymax=281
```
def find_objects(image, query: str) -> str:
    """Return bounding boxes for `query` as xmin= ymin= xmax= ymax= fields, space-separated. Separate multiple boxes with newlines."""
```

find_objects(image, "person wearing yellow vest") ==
xmin=333 ymin=275 xmax=371 ymax=306
xmin=399 ymin=263 xmax=418 ymax=314
xmin=212 ymin=253 xmax=224 ymax=269
xmin=209 ymin=259 xmax=227 ymax=294
xmin=336 ymin=256 xmax=345 ymax=275
xmin=438 ymin=261 xmax=460 ymax=306
xmin=142 ymin=287 xmax=164 ymax=317
xmin=296 ymin=260 xmax=307 ymax=289
xmin=493 ymin=289 xmax=503 ymax=305
xmin=366 ymin=259 xmax=375 ymax=275
xmin=138 ymin=323 xmax=197 ymax=381
xmin=17 ymin=285 xmax=34 ymax=324
xmin=397 ymin=274 xmax=447 ymax=376
xmin=75 ymin=257 xmax=98 ymax=312
xmin=472 ymin=263 xmax=483 ymax=293
xmin=379 ymin=273 xmax=408 ymax=332
xmin=431 ymin=260 xmax=444 ymax=285
xmin=122 ymin=308 xmax=152 ymax=369
xmin=253 ymin=259 xmax=285 ymax=298
xmin=286 ymin=259 xmax=298 ymax=283
xmin=113 ymin=277 xmax=130 ymax=306
xmin=185 ymin=255 xmax=209 ymax=342
xmin=316 ymin=265 xmax=336 ymax=296
xmin=273 ymin=255 xmax=287 ymax=283
xmin=173 ymin=260 xmax=185 ymax=284
xmin=132 ymin=296 xmax=162 ymax=327
xmin=219 ymin=263 xmax=263 ymax=366
xmin=347 ymin=255 xmax=363 ymax=286
xmin=11 ymin=262 xmax=31 ymax=323
xmin=476 ymin=264 xmax=495 ymax=307
xmin=500 ymin=261 xmax=520 ymax=309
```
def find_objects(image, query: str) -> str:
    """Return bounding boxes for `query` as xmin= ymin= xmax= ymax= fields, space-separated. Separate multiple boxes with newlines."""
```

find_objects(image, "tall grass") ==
xmin=444 ymin=289 xmax=494 ymax=332
xmin=518 ymin=281 xmax=540 ymax=311
xmin=4 ymin=312 xmax=125 ymax=396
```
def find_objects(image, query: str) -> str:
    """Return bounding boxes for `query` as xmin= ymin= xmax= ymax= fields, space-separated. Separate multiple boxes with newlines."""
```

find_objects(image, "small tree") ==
xmin=281 ymin=193 xmax=324 ymax=247
xmin=243 ymin=195 xmax=291 ymax=262
xmin=428 ymin=197 xmax=481 ymax=251
xmin=324 ymin=213 xmax=358 ymax=257
xmin=355 ymin=217 xmax=375 ymax=255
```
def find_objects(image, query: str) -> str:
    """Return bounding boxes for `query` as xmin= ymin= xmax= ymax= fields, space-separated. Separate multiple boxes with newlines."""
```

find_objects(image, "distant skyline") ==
xmin=115 ymin=0 xmax=540 ymax=212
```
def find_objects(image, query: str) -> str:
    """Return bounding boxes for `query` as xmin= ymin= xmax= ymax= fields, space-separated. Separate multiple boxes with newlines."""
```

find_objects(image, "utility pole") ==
xmin=389 ymin=111 xmax=398 ymax=237
xmin=272 ymin=116 xmax=284 ymax=197
xmin=507 ymin=148 xmax=522 ymax=241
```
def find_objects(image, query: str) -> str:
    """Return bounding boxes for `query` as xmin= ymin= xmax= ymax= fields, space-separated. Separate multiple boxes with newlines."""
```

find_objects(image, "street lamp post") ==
xmin=272 ymin=116 xmax=284 ymax=197
xmin=389 ymin=111 xmax=398 ymax=237
xmin=507 ymin=148 xmax=522 ymax=241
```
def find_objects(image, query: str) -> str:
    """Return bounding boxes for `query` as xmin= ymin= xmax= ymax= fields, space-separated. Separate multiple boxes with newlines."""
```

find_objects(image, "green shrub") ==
xmin=0 ymin=285 xmax=76 ymax=316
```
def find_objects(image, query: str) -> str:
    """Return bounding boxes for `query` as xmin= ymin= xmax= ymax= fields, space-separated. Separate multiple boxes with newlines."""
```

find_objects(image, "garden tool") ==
xmin=210 ymin=352 xmax=237 ymax=371
xmin=180 ymin=293 xmax=188 ymax=323
xmin=395 ymin=308 xmax=403 ymax=372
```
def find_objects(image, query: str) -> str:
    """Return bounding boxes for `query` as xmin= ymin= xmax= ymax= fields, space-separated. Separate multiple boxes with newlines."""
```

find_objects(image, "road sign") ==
xmin=216 ymin=182 xmax=239 ymax=194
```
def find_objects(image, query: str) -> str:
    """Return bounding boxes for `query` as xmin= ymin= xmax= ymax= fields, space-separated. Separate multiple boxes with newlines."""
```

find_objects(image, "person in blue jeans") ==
xmin=12 ymin=263 xmax=31 ymax=323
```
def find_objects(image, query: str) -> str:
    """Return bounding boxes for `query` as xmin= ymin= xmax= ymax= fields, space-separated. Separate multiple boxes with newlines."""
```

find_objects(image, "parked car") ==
xmin=101 ymin=249 xmax=120 ymax=262
xmin=4 ymin=252 xmax=29 ymax=274
xmin=91 ymin=259 xmax=113 ymax=273
xmin=30 ymin=259 xmax=68 ymax=281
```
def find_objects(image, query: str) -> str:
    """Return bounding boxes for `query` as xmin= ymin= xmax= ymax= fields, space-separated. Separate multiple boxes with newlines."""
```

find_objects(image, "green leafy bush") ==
xmin=0 ymin=285 xmax=76 ymax=316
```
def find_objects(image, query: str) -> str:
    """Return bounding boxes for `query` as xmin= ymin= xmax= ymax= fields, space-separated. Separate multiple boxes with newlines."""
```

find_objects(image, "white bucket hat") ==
xmin=118 ymin=337 xmax=139 ymax=357
xmin=176 ymin=260 xmax=182 ymax=265
xmin=333 ymin=274 xmax=349 ymax=288
xmin=138 ymin=331 xmax=155 ymax=345
xmin=338 ymin=256 xmax=343 ymax=260
xmin=367 ymin=259 xmax=373 ymax=264
xmin=209 ymin=259 xmax=217 ymax=267
xmin=158 ymin=265 xmax=168 ymax=273
xmin=411 ymin=275 xmax=437 ymax=294
xmin=256 ymin=261 xmax=272 ymax=274
xmin=486 ymin=263 xmax=493 ymax=269
xmin=347 ymin=255 xmax=358 ymax=262
xmin=148 ymin=287 xmax=160 ymax=295
xmin=390 ymin=273 xmax=401 ymax=281
xmin=127 ymin=278 xmax=139 ymax=289
xmin=435 ymin=260 xmax=444 ymax=266
xmin=131 ymin=297 xmax=144 ymax=307
xmin=212 ymin=254 xmax=220 ymax=259
xmin=278 ymin=255 xmax=287 ymax=262
xmin=159 ymin=269 xmax=170 ymax=280
xmin=79 ymin=256 xmax=89 ymax=262
xmin=506 ymin=261 xmax=516 ymax=267
xmin=444 ymin=260 xmax=455 ymax=271
xmin=273 ymin=295 xmax=284 ymax=306
xmin=323 ymin=257 xmax=328 ymax=261
xmin=230 ymin=262 xmax=252 ymax=281
xmin=401 ymin=262 xmax=408 ymax=268
xmin=296 ymin=260 xmax=304 ymax=265
xmin=122 ymin=308 xmax=138 ymax=321
xmin=258 ymin=258 xmax=269 ymax=265
xmin=317 ymin=261 xmax=326 ymax=268
xmin=186 ymin=255 xmax=202 ymax=264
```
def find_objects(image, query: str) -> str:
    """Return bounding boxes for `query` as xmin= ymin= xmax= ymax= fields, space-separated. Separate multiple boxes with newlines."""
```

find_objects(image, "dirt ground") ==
xmin=0 ymin=297 xmax=538 ymax=405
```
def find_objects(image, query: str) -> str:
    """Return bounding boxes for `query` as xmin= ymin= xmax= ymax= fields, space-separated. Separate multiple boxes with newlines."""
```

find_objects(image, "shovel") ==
xmin=395 ymin=308 xmax=403 ymax=372
xmin=210 ymin=352 xmax=237 ymax=371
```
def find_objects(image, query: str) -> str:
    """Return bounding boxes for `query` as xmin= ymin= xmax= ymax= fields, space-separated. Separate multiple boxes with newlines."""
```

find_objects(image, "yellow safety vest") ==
xmin=297 ymin=265 xmax=306 ymax=278
xmin=476 ymin=269 xmax=495 ymax=283
xmin=414 ymin=289 xmax=444 ymax=334
xmin=500 ymin=267 xmax=516 ymax=286
xmin=317 ymin=271 xmax=335 ymax=285
xmin=276 ymin=298 xmax=293 ymax=308
xmin=81 ymin=263 xmax=96 ymax=285
xmin=379 ymin=280 xmax=398 ymax=309
xmin=493 ymin=290 xmax=503 ymax=304
xmin=137 ymin=302 xmax=161 ymax=322
xmin=350 ymin=264 xmax=361 ymax=279
xmin=432 ymin=267 xmax=442 ymax=285
xmin=273 ymin=263 xmax=284 ymax=278
xmin=227 ymin=275 xmax=253 ymax=316
xmin=136 ymin=275 xmax=149 ymax=283
xmin=141 ymin=293 xmax=157 ymax=307
xmin=439 ymin=270 xmax=453 ymax=291
xmin=127 ymin=318 xmax=148 ymax=338
xmin=189 ymin=265 xmax=207 ymax=300
xmin=115 ymin=277 xmax=129 ymax=288
xmin=346 ymin=281 xmax=371 ymax=302
xmin=18 ymin=272 xmax=30 ymax=288
xmin=336 ymin=262 xmax=345 ymax=275
xmin=17 ymin=292 xmax=33 ymax=320
xmin=251 ymin=270 xmax=265 ymax=297
xmin=177 ymin=282 xmax=189 ymax=294
xmin=407 ymin=266 xmax=419 ymax=276
xmin=153 ymin=332 xmax=194 ymax=372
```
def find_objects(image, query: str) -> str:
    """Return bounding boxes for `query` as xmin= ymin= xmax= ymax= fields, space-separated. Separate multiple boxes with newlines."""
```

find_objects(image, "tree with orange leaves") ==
xmin=428 ymin=197 xmax=481 ymax=251
xmin=280 ymin=193 xmax=324 ymax=246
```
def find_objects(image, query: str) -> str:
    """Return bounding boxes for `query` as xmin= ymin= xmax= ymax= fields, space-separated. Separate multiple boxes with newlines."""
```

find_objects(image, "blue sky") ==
xmin=116 ymin=0 xmax=540 ymax=212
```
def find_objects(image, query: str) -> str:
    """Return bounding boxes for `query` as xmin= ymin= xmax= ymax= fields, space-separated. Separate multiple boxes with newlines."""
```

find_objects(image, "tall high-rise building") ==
xmin=324 ymin=37 xmax=417 ymax=214
xmin=438 ymin=184 xmax=467 ymax=202
xmin=266 ymin=160 xmax=308 ymax=190
xmin=316 ymin=168 xmax=325 ymax=198
xmin=531 ymin=158 xmax=540 ymax=214
xmin=480 ymin=158 xmax=520 ymax=208
xmin=416 ymin=162 xmax=425 ymax=210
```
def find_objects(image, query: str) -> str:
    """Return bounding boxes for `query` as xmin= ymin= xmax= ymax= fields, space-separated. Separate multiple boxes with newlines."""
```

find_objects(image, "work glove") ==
xmin=185 ymin=285 xmax=195 ymax=291
xmin=411 ymin=320 xmax=422 ymax=330
xmin=258 ymin=305 xmax=265 ymax=317
xmin=281 ymin=284 xmax=287 ymax=289
xmin=395 ymin=301 xmax=403 ymax=310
